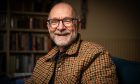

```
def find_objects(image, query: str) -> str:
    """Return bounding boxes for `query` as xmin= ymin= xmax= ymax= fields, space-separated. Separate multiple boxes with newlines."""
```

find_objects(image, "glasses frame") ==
xmin=47 ymin=17 xmax=78 ymax=28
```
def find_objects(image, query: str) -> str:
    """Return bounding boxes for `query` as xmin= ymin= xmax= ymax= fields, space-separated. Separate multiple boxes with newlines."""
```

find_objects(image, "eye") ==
xmin=63 ymin=18 xmax=73 ymax=25
xmin=50 ymin=19 xmax=59 ymax=24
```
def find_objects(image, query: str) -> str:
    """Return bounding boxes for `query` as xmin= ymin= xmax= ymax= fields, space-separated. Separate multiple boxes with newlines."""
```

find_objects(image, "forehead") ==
xmin=49 ymin=3 xmax=73 ymax=19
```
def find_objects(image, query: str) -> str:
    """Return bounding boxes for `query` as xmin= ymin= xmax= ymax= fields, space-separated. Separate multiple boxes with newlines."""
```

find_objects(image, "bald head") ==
xmin=48 ymin=2 xmax=77 ymax=19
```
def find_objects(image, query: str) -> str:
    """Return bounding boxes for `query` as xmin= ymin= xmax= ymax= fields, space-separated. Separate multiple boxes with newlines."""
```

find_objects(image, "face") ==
xmin=47 ymin=3 xmax=79 ymax=47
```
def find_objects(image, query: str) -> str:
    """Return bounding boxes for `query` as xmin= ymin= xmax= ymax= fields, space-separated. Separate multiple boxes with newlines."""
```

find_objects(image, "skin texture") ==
xmin=47 ymin=3 xmax=79 ymax=52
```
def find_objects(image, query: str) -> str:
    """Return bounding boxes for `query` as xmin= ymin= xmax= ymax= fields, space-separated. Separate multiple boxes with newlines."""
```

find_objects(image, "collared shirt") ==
xmin=25 ymin=35 xmax=118 ymax=84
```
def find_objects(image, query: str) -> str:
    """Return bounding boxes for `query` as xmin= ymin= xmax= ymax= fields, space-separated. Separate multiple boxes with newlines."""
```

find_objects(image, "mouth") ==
xmin=55 ymin=33 xmax=69 ymax=36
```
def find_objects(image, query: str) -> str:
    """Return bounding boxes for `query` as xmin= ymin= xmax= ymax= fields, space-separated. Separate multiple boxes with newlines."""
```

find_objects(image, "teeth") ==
xmin=57 ymin=34 xmax=67 ymax=36
xmin=55 ymin=33 xmax=68 ymax=35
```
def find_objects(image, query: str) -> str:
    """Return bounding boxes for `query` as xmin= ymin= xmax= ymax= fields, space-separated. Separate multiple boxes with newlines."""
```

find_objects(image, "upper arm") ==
xmin=81 ymin=50 xmax=118 ymax=84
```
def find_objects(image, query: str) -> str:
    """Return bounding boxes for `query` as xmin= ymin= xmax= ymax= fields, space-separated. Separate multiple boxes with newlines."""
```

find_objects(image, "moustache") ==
xmin=54 ymin=31 xmax=70 ymax=35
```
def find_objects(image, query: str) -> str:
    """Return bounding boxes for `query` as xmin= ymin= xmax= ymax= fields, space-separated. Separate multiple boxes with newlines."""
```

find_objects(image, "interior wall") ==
xmin=66 ymin=0 xmax=140 ymax=61
xmin=81 ymin=0 xmax=140 ymax=39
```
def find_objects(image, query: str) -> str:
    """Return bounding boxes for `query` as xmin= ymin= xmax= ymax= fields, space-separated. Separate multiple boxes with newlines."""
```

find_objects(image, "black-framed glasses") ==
xmin=47 ymin=17 xmax=78 ymax=28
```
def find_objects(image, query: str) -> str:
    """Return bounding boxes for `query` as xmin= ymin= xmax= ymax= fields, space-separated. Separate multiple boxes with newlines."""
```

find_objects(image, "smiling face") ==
xmin=47 ymin=3 xmax=79 ymax=47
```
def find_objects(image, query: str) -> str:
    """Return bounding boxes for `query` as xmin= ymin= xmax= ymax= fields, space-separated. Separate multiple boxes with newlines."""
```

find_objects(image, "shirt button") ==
xmin=58 ymin=67 xmax=61 ymax=70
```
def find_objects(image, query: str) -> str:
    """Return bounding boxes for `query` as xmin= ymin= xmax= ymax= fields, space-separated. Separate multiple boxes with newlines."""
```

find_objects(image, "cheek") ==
xmin=48 ymin=27 xmax=55 ymax=33
xmin=67 ymin=28 xmax=73 ymax=32
xmin=67 ymin=25 xmax=77 ymax=32
xmin=68 ymin=23 xmax=78 ymax=32
xmin=71 ymin=27 xmax=77 ymax=33
xmin=47 ymin=24 xmax=55 ymax=32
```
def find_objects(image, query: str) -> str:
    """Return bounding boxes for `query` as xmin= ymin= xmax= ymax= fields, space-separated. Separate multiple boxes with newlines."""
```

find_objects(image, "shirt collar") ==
xmin=44 ymin=34 xmax=81 ymax=61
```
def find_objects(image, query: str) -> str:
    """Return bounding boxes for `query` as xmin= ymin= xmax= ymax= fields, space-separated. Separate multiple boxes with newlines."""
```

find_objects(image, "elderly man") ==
xmin=25 ymin=2 xmax=118 ymax=84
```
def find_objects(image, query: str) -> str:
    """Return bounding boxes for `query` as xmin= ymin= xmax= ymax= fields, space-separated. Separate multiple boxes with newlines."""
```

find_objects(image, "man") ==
xmin=25 ymin=2 xmax=118 ymax=84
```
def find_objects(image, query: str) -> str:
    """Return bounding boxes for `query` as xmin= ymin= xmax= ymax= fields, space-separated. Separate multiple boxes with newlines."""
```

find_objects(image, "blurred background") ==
xmin=67 ymin=0 xmax=140 ymax=61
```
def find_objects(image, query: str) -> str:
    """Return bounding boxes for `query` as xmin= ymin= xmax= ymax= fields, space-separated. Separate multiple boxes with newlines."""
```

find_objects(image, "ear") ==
xmin=77 ymin=19 xmax=81 ymax=32
xmin=46 ymin=21 xmax=50 ymax=29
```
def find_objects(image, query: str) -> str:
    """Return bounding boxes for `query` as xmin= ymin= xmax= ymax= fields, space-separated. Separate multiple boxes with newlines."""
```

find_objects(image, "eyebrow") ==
xmin=48 ymin=17 xmax=74 ymax=20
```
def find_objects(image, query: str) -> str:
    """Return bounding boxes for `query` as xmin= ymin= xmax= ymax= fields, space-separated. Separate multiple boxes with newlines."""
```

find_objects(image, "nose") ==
xmin=57 ymin=21 xmax=66 ymax=31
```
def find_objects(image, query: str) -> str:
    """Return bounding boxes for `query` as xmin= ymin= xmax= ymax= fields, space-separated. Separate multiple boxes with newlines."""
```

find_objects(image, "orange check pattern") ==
xmin=25 ymin=37 xmax=118 ymax=84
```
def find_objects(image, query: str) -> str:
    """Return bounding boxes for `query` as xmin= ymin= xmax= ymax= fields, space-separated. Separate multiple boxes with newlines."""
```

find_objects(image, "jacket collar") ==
xmin=44 ymin=34 xmax=81 ymax=61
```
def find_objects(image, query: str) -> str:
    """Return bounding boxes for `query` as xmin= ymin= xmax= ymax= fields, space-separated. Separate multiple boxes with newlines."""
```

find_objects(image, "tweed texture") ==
xmin=25 ymin=38 xmax=118 ymax=84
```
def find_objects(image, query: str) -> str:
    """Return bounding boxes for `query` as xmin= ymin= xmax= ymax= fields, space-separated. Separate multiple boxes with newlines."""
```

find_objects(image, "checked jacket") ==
xmin=25 ymin=37 xmax=118 ymax=84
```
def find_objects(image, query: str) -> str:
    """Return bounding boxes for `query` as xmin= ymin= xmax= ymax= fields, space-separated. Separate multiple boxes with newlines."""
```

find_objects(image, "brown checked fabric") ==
xmin=25 ymin=36 xmax=118 ymax=84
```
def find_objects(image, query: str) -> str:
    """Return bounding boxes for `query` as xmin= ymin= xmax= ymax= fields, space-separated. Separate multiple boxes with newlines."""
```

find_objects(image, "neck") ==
xmin=59 ymin=47 xmax=65 ymax=52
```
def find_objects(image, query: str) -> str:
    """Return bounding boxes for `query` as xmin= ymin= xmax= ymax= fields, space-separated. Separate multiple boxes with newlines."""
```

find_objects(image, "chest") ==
xmin=33 ymin=56 xmax=86 ymax=84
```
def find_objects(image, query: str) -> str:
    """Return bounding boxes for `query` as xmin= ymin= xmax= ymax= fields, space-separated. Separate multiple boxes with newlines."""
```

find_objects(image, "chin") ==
xmin=55 ymin=42 xmax=69 ymax=47
xmin=54 ymin=35 xmax=77 ymax=47
xmin=54 ymin=37 xmax=71 ymax=47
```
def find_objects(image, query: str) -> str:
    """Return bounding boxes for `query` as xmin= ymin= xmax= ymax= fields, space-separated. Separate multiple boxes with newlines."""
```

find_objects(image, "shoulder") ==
xmin=80 ymin=40 xmax=105 ymax=54
xmin=36 ymin=47 xmax=58 ymax=64
xmin=79 ymin=40 xmax=112 ymax=64
xmin=77 ymin=40 xmax=111 ymax=67
xmin=77 ymin=40 xmax=108 ymax=61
